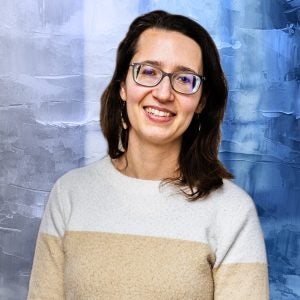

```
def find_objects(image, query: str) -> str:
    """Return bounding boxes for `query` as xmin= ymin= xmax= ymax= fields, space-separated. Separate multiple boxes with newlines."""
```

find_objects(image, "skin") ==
xmin=116 ymin=28 xmax=206 ymax=180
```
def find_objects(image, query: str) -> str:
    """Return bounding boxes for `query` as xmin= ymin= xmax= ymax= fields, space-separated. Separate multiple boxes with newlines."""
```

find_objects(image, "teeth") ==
xmin=145 ymin=107 xmax=172 ymax=117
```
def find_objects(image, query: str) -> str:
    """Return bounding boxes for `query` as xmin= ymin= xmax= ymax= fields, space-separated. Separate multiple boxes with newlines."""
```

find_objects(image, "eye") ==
xmin=176 ymin=74 xmax=193 ymax=85
xmin=141 ymin=65 xmax=158 ymax=76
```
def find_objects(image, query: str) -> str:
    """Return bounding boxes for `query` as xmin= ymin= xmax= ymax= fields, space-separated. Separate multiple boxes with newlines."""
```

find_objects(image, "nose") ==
xmin=151 ymin=76 xmax=175 ymax=102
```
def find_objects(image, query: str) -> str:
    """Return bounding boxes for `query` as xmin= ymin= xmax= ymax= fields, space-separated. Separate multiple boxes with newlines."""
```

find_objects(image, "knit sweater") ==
xmin=27 ymin=156 xmax=269 ymax=299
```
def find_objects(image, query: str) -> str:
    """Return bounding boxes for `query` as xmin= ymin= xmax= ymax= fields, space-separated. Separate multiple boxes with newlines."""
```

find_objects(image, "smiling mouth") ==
xmin=144 ymin=107 xmax=175 ymax=117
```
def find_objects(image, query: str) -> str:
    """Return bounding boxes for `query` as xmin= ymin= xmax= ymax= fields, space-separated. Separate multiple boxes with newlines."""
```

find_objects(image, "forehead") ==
xmin=133 ymin=29 xmax=203 ymax=73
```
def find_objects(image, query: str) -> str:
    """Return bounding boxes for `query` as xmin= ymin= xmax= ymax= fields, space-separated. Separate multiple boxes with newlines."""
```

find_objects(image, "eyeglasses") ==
xmin=130 ymin=63 xmax=206 ymax=95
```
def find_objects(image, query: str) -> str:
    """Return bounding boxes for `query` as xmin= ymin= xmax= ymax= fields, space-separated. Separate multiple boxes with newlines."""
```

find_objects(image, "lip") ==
xmin=143 ymin=105 xmax=176 ymax=123
xmin=143 ymin=105 xmax=176 ymax=115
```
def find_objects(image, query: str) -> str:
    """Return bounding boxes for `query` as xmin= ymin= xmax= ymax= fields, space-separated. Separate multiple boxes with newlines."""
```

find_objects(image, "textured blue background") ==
xmin=0 ymin=1 xmax=299 ymax=299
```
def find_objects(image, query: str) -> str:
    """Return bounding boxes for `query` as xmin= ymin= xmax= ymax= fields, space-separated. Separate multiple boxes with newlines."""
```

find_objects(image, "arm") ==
xmin=212 ymin=193 xmax=269 ymax=299
xmin=27 ymin=180 xmax=66 ymax=299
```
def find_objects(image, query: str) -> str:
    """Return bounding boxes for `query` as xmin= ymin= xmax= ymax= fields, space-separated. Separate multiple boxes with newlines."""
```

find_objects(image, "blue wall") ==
xmin=141 ymin=2 xmax=300 ymax=297
xmin=0 ymin=1 xmax=299 ymax=299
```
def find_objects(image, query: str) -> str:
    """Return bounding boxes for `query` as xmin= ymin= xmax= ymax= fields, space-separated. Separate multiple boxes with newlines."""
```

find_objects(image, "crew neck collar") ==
xmin=99 ymin=155 xmax=162 ymax=190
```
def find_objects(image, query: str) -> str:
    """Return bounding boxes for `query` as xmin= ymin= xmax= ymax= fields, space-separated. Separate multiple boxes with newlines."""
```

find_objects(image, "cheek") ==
xmin=125 ymin=83 xmax=150 ymax=105
xmin=181 ymin=97 xmax=201 ymax=115
xmin=187 ymin=93 xmax=203 ymax=115
xmin=124 ymin=86 xmax=149 ymax=121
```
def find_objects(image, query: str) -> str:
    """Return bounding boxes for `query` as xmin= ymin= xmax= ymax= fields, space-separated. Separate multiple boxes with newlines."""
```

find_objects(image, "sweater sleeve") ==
xmin=212 ymin=191 xmax=269 ymax=300
xmin=27 ymin=179 xmax=66 ymax=300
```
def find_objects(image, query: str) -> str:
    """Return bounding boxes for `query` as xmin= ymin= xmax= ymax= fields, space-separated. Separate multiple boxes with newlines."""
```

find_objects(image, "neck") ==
xmin=113 ymin=137 xmax=181 ymax=180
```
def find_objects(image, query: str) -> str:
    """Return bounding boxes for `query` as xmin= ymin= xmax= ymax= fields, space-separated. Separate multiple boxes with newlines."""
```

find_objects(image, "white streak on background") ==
xmin=83 ymin=0 xmax=141 ymax=164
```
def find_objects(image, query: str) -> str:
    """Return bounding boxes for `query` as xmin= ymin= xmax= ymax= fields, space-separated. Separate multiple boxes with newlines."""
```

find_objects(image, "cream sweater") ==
xmin=28 ymin=156 xmax=269 ymax=299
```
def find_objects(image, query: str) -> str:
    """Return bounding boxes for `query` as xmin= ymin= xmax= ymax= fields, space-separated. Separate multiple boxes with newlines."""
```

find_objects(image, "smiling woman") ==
xmin=118 ymin=29 xmax=204 ymax=168
xmin=27 ymin=10 xmax=269 ymax=299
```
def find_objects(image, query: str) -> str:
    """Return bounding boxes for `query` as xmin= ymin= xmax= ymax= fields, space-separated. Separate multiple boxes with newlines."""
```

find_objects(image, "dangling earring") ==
xmin=196 ymin=113 xmax=201 ymax=132
xmin=122 ymin=117 xmax=128 ymax=130
xmin=121 ymin=101 xmax=128 ymax=130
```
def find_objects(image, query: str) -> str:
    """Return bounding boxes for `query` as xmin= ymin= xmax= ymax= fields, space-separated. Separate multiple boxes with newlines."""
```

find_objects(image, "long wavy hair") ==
xmin=100 ymin=10 xmax=233 ymax=200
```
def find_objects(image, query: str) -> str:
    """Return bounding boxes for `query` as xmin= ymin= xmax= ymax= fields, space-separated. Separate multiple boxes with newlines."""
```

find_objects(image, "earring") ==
xmin=122 ymin=117 xmax=128 ymax=130
xmin=196 ymin=113 xmax=201 ymax=132
xmin=121 ymin=101 xmax=128 ymax=130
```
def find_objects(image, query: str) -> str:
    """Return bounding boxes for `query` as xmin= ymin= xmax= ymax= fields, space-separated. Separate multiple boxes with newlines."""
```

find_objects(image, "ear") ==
xmin=195 ymin=93 xmax=208 ymax=113
xmin=119 ymin=82 xmax=127 ymax=101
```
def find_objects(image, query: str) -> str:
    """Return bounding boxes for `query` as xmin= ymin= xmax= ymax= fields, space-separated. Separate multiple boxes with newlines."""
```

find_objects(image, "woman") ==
xmin=28 ymin=10 xmax=269 ymax=299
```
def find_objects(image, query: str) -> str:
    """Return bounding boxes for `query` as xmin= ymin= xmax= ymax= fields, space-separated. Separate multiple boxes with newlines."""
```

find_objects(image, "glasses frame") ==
xmin=129 ymin=63 xmax=206 ymax=95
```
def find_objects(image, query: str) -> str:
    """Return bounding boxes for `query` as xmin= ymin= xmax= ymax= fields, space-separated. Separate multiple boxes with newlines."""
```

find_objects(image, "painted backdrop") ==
xmin=0 ymin=0 xmax=299 ymax=299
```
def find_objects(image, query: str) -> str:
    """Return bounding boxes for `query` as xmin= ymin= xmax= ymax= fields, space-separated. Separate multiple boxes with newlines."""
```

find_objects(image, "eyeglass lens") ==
xmin=133 ymin=64 xmax=201 ymax=94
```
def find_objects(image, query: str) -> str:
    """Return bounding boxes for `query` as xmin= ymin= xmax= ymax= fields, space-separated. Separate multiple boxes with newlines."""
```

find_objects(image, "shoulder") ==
xmin=209 ymin=180 xmax=267 ymax=266
xmin=209 ymin=179 xmax=262 ymax=237
xmin=211 ymin=179 xmax=256 ymax=213
xmin=51 ymin=156 xmax=113 ymax=198
xmin=206 ymin=179 xmax=260 ymax=232
xmin=54 ymin=156 xmax=111 ymax=191
xmin=45 ymin=156 xmax=112 ymax=222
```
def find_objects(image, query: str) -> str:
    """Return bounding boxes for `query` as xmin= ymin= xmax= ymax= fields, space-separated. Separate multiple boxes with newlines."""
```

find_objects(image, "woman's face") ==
xmin=120 ymin=28 xmax=205 ymax=148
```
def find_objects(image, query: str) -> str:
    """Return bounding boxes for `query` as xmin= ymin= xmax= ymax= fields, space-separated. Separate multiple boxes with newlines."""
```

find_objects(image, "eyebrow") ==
xmin=138 ymin=60 xmax=200 ymax=74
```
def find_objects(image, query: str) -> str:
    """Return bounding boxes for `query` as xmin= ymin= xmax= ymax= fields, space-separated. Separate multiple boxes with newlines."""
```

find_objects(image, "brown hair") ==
xmin=100 ymin=10 xmax=233 ymax=200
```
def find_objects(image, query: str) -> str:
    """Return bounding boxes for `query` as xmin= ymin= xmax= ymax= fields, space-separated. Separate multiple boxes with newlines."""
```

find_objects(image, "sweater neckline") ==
xmin=99 ymin=155 xmax=162 ymax=189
